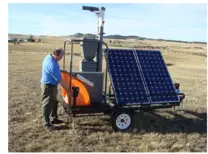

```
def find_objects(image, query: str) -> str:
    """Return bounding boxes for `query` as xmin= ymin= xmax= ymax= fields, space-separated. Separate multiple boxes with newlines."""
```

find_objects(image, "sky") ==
xmin=8 ymin=3 xmax=207 ymax=42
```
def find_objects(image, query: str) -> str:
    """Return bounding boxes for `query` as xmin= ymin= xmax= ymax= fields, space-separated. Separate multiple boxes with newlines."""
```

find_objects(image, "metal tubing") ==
xmin=97 ymin=26 xmax=104 ymax=72
xmin=63 ymin=40 xmax=71 ymax=70
xmin=63 ymin=41 xmax=66 ymax=70
xmin=68 ymin=39 xmax=83 ymax=106
xmin=69 ymin=40 xmax=73 ymax=106
xmin=102 ymin=42 xmax=108 ymax=104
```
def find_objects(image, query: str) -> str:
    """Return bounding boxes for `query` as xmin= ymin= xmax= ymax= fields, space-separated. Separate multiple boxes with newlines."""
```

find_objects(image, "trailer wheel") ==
xmin=112 ymin=110 xmax=134 ymax=132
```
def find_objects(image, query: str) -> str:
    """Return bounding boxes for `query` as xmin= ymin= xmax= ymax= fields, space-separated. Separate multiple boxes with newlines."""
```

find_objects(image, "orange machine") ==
xmin=61 ymin=71 xmax=90 ymax=106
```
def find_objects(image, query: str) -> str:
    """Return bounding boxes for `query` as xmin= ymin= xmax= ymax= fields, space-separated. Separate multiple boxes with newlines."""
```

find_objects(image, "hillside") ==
xmin=69 ymin=33 xmax=206 ymax=44
xmin=8 ymin=33 xmax=207 ymax=45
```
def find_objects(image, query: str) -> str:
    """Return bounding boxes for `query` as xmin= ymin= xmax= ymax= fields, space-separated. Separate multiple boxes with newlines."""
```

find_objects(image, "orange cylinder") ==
xmin=61 ymin=71 xmax=90 ymax=106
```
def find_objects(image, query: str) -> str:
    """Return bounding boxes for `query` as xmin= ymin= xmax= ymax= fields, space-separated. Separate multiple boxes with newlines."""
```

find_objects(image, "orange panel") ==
xmin=61 ymin=71 xmax=90 ymax=106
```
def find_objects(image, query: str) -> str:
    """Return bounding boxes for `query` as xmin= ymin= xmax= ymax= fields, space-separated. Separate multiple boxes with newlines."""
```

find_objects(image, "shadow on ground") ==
xmin=74 ymin=109 xmax=207 ymax=134
xmin=133 ymin=109 xmax=207 ymax=134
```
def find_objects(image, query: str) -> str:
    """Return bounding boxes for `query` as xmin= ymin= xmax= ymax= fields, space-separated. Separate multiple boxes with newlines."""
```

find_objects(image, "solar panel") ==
xmin=107 ymin=49 xmax=150 ymax=105
xmin=107 ymin=48 xmax=180 ymax=106
xmin=135 ymin=50 xmax=180 ymax=104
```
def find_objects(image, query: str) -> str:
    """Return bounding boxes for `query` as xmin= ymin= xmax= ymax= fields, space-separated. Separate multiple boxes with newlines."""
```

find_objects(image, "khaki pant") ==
xmin=40 ymin=84 xmax=58 ymax=126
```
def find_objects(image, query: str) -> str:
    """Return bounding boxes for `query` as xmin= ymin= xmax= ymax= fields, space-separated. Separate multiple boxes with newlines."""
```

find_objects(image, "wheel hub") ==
xmin=116 ymin=113 xmax=131 ymax=130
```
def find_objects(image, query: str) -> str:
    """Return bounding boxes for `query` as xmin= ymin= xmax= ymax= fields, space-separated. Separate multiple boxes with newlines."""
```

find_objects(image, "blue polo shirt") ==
xmin=41 ymin=54 xmax=62 ymax=86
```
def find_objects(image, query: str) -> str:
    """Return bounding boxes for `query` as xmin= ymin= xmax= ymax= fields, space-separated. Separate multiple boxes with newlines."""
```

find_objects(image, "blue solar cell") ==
xmin=135 ymin=50 xmax=180 ymax=103
xmin=107 ymin=49 xmax=150 ymax=105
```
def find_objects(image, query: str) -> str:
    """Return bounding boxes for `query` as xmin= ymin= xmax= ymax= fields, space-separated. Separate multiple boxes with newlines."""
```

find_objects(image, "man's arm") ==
xmin=59 ymin=79 xmax=71 ymax=96
xmin=48 ymin=63 xmax=71 ymax=95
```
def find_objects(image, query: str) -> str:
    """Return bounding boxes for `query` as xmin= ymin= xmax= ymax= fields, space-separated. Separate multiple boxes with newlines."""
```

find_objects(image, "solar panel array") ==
xmin=107 ymin=49 xmax=179 ymax=105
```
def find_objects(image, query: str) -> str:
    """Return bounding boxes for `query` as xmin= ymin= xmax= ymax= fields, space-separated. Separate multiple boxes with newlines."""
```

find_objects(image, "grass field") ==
xmin=8 ymin=37 xmax=207 ymax=152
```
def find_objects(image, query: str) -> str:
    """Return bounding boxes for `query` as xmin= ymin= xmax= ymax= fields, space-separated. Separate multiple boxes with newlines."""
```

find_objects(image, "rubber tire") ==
xmin=111 ymin=110 xmax=134 ymax=132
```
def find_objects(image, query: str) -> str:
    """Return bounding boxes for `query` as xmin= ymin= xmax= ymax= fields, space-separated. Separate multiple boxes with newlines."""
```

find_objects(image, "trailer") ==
xmin=59 ymin=6 xmax=185 ymax=132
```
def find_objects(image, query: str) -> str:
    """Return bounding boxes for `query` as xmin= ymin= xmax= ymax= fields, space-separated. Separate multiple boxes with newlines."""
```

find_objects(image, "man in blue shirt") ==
xmin=41 ymin=48 xmax=70 ymax=131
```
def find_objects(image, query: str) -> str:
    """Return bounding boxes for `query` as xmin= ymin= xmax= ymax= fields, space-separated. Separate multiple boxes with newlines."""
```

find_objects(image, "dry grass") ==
xmin=8 ymin=37 xmax=207 ymax=152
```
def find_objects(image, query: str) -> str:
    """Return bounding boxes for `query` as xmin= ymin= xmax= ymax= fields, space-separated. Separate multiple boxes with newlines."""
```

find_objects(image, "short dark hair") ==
xmin=53 ymin=48 xmax=63 ymax=56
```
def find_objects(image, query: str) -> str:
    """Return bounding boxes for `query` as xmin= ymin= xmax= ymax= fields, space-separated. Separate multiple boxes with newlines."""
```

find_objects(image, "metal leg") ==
xmin=61 ymin=106 xmax=64 ymax=115
xmin=180 ymin=101 xmax=184 ymax=110
xmin=71 ymin=117 xmax=78 ymax=134
xmin=140 ymin=109 xmax=143 ymax=132
xmin=173 ymin=106 xmax=176 ymax=113
xmin=66 ymin=115 xmax=70 ymax=126
xmin=67 ymin=116 xmax=76 ymax=134
xmin=72 ymin=117 xmax=75 ymax=130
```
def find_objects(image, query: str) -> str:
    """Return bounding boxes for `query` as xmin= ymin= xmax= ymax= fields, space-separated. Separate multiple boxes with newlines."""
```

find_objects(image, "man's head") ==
xmin=52 ymin=48 xmax=64 ymax=61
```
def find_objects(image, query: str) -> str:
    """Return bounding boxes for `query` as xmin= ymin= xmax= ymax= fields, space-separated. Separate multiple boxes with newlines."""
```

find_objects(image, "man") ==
xmin=40 ymin=48 xmax=70 ymax=131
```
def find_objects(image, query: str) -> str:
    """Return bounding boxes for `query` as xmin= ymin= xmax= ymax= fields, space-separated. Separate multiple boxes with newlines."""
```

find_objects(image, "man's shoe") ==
xmin=51 ymin=119 xmax=64 ymax=124
xmin=45 ymin=124 xmax=56 ymax=131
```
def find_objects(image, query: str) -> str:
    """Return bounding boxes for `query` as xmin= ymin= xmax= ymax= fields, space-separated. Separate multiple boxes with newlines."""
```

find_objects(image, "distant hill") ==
xmin=68 ymin=33 xmax=206 ymax=44
xmin=8 ymin=33 xmax=206 ymax=44
xmin=69 ymin=33 xmax=98 ymax=38
xmin=68 ymin=33 xmax=146 ymax=40
xmin=104 ymin=35 xmax=146 ymax=40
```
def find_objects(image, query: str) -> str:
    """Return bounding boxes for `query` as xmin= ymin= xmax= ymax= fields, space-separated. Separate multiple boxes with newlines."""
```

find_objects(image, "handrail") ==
xmin=63 ymin=40 xmax=71 ymax=70
xmin=69 ymin=39 xmax=83 ymax=106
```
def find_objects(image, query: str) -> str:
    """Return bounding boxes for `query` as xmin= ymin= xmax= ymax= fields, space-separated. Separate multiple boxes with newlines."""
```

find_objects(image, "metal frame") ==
xmin=62 ymin=39 xmax=112 ymax=117
xmin=61 ymin=40 xmax=185 ymax=118
xmin=63 ymin=39 xmax=83 ymax=110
